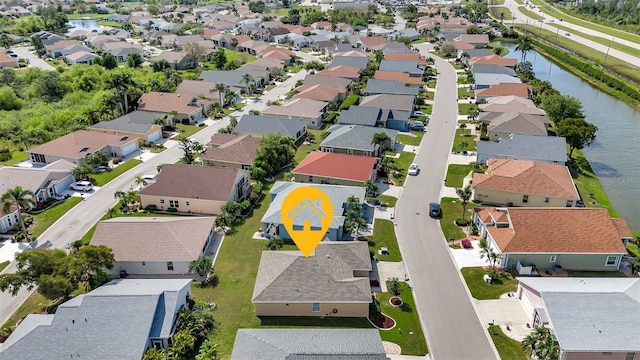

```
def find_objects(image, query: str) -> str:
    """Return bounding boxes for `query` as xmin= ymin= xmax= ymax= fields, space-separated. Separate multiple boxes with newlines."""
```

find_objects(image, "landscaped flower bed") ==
xmin=389 ymin=297 xmax=404 ymax=307
xmin=369 ymin=313 xmax=396 ymax=329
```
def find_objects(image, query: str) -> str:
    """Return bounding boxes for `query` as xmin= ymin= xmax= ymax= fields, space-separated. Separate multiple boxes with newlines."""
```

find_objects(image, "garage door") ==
xmin=147 ymin=130 xmax=162 ymax=143
xmin=121 ymin=141 xmax=139 ymax=157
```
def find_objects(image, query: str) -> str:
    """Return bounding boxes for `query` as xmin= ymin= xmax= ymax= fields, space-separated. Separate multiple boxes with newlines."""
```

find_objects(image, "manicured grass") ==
xmin=570 ymin=150 xmax=619 ymax=218
xmin=66 ymin=13 xmax=109 ymax=19
xmin=461 ymin=267 xmax=518 ymax=300
xmin=176 ymin=123 xmax=205 ymax=139
xmin=567 ymin=270 xmax=625 ymax=277
xmin=489 ymin=325 xmax=528 ymax=360
xmin=0 ymin=140 xmax=28 ymax=166
xmin=293 ymin=129 xmax=324 ymax=164
xmin=91 ymin=159 xmax=142 ymax=187
xmin=361 ymin=219 xmax=402 ymax=262
xmin=96 ymin=20 xmax=123 ymax=28
xmin=392 ymin=152 xmax=415 ymax=187
xmin=627 ymin=242 xmax=640 ymax=258
xmin=420 ymin=104 xmax=433 ymax=115
xmin=458 ymin=86 xmax=472 ymax=99
xmin=491 ymin=6 xmax=514 ymax=20
xmin=452 ymin=129 xmax=477 ymax=152
xmin=0 ymin=261 xmax=9 ymax=273
xmin=547 ymin=23 xmax=640 ymax=58
xmin=1 ymin=291 xmax=51 ymax=332
xmin=445 ymin=164 xmax=473 ymax=188
xmin=439 ymin=197 xmax=479 ymax=241
xmin=30 ymin=197 xmax=82 ymax=238
xmin=396 ymin=131 xmax=424 ymax=146
xmin=518 ymin=6 xmax=545 ymax=21
xmin=458 ymin=103 xmax=477 ymax=116
xmin=223 ymin=48 xmax=257 ymax=63
xmin=377 ymin=282 xmax=428 ymax=355
xmin=258 ymin=316 xmax=371 ymax=327
xmin=375 ymin=194 xmax=398 ymax=208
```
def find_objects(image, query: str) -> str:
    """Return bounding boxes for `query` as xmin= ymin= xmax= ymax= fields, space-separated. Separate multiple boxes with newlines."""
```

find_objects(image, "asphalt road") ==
xmin=11 ymin=47 xmax=55 ymax=71
xmin=0 ymin=70 xmax=308 ymax=327
xmin=503 ymin=0 xmax=640 ymax=67
xmin=395 ymin=44 xmax=498 ymax=360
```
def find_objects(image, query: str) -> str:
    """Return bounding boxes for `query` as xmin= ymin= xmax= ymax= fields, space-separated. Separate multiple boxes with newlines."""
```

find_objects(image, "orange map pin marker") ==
xmin=280 ymin=186 xmax=333 ymax=257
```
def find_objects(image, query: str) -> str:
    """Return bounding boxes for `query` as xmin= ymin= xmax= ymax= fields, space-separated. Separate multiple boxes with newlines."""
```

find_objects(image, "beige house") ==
xmin=200 ymin=134 xmax=260 ymax=170
xmin=252 ymin=242 xmax=372 ymax=317
xmin=137 ymin=164 xmax=250 ymax=215
xmin=292 ymin=152 xmax=376 ymax=186
xmin=262 ymin=98 xmax=327 ymax=129
xmin=88 ymin=110 xmax=165 ymax=144
xmin=482 ymin=112 xmax=551 ymax=141
xmin=473 ymin=159 xmax=580 ymax=207
xmin=90 ymin=217 xmax=215 ymax=277
xmin=137 ymin=92 xmax=213 ymax=124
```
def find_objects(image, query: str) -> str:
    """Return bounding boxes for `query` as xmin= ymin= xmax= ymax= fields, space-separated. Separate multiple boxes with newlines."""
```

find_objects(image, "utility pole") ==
xmin=602 ymin=36 xmax=614 ymax=70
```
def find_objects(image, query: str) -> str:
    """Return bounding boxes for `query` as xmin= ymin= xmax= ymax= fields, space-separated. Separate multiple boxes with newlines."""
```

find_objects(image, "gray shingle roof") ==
xmin=0 ymin=279 xmax=191 ymax=360
xmin=338 ymin=106 xmax=387 ymax=127
xmin=471 ymin=64 xmax=516 ymax=76
xmin=458 ymin=48 xmax=493 ymax=58
xmin=320 ymin=124 xmax=398 ymax=152
xmin=365 ymin=79 xmax=420 ymax=96
xmin=359 ymin=94 xmax=415 ymax=112
xmin=235 ymin=114 xmax=307 ymax=138
xmin=487 ymin=112 xmax=550 ymax=136
xmin=199 ymin=70 xmax=261 ymax=87
xmin=261 ymin=181 xmax=365 ymax=230
xmin=252 ymin=242 xmax=372 ymax=303
xmin=378 ymin=60 xmax=424 ymax=76
xmin=231 ymin=329 xmax=389 ymax=359
xmin=474 ymin=73 xmax=521 ymax=88
xmin=328 ymin=56 xmax=369 ymax=70
xmin=476 ymin=133 xmax=567 ymax=163
xmin=89 ymin=110 xmax=166 ymax=135
xmin=304 ymin=74 xmax=353 ymax=89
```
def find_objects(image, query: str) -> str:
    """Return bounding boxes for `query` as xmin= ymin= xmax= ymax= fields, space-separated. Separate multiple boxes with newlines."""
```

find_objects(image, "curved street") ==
xmin=394 ymin=45 xmax=498 ymax=360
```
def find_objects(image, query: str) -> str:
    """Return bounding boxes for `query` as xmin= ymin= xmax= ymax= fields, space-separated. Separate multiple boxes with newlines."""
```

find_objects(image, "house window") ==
xmin=242 ymin=164 xmax=251 ymax=170
xmin=566 ymin=200 xmax=573 ymax=207
xmin=605 ymin=256 xmax=618 ymax=267
xmin=160 ymin=199 xmax=165 ymax=204
xmin=308 ymin=176 xmax=314 ymax=182
xmin=346 ymin=149 xmax=353 ymax=155
xmin=186 ymin=201 xmax=190 ymax=206
xmin=522 ymin=195 xmax=529 ymax=203
xmin=544 ymin=197 xmax=550 ymax=203
xmin=549 ymin=256 xmax=557 ymax=263
xmin=312 ymin=303 xmax=320 ymax=312
xmin=625 ymin=353 xmax=636 ymax=360
xmin=169 ymin=200 xmax=179 ymax=208
xmin=167 ymin=262 xmax=174 ymax=271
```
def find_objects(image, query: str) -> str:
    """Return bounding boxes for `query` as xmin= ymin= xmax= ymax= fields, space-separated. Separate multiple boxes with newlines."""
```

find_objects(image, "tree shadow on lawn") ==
xmin=399 ymin=302 xmax=414 ymax=313
xmin=259 ymin=317 xmax=372 ymax=328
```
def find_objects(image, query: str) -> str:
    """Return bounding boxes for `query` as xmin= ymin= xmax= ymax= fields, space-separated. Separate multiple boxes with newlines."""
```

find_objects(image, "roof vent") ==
xmin=326 ymin=254 xmax=330 ymax=259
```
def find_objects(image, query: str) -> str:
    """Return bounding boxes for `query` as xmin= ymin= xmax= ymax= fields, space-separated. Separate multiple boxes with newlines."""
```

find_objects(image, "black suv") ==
xmin=429 ymin=203 xmax=441 ymax=218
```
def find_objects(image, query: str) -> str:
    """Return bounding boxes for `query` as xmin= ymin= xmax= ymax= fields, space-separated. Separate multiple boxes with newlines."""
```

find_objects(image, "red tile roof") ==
xmin=469 ymin=55 xmax=518 ymax=67
xmin=374 ymin=70 xmax=422 ymax=85
xmin=292 ymin=152 xmax=376 ymax=182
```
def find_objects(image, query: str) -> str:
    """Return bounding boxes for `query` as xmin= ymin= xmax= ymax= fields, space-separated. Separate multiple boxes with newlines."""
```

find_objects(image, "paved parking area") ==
xmin=475 ymin=298 xmax=531 ymax=341
xmin=450 ymin=240 xmax=488 ymax=269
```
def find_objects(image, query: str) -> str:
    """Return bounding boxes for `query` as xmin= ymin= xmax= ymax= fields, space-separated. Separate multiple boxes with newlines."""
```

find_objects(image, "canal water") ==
xmin=68 ymin=19 xmax=103 ymax=32
xmin=502 ymin=43 xmax=640 ymax=231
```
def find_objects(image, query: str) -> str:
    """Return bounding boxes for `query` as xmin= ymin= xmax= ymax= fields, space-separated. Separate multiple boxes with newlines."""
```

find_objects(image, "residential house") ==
xmin=482 ymin=112 xmax=551 ymax=140
xmin=384 ymin=52 xmax=427 ymax=65
xmin=360 ymin=93 xmax=415 ymax=123
xmin=293 ymin=152 xmax=376 ymax=186
xmin=237 ymin=39 xmax=268 ymax=54
xmin=45 ymin=40 xmax=84 ymax=57
xmin=476 ymin=133 xmax=567 ymax=165
xmin=328 ymin=54 xmax=369 ymax=70
xmin=333 ymin=1 xmax=371 ymax=10
xmin=200 ymin=134 xmax=260 ymax=170
xmin=472 ymin=159 xmax=580 ymax=207
xmin=137 ymin=164 xmax=250 ymax=215
xmin=0 ymin=279 xmax=192 ymax=359
xmin=0 ymin=52 xmax=19 ymax=68
xmin=85 ymin=34 xmax=119 ymax=48
xmin=91 ymin=217 xmax=215 ymax=277
xmin=303 ymin=74 xmax=353 ymax=90
xmin=390 ymin=28 xmax=420 ymax=42
xmin=356 ymin=36 xmax=388 ymax=51
xmin=65 ymin=51 xmax=97 ymax=65
xmin=472 ymin=207 xmax=630 ymax=271
xmin=471 ymin=64 xmax=517 ymax=77
xmin=88 ymin=111 xmax=166 ymax=144
xmin=137 ymin=92 xmax=213 ymax=124
xmin=199 ymin=70 xmax=264 ymax=90
xmin=458 ymin=48 xmax=493 ymax=63
xmin=443 ymin=40 xmax=475 ymax=51
xmin=105 ymin=14 xmax=129 ymax=23
xmin=315 ymin=65 xmax=361 ymax=80
xmin=173 ymin=34 xmax=205 ymax=49
xmin=479 ymin=96 xmax=546 ymax=115
xmin=151 ymin=51 xmax=194 ymax=70
xmin=28 ymin=130 xmax=139 ymax=166
xmin=235 ymin=115 xmax=308 ymax=143
xmin=364 ymin=79 xmax=420 ymax=97
xmin=456 ymin=34 xmax=490 ymax=47
xmin=474 ymin=73 xmax=522 ymax=90
xmin=374 ymin=70 xmax=422 ymax=86
xmin=515 ymin=278 xmax=640 ymax=359
xmin=469 ymin=54 xmax=518 ymax=68
xmin=174 ymin=80 xmax=235 ymax=104
xmin=475 ymin=83 xmax=533 ymax=102
xmin=320 ymin=125 xmax=398 ymax=157
xmin=262 ymin=98 xmax=327 ymax=129
xmin=231 ymin=329 xmax=389 ymax=359
xmin=252 ymin=242 xmax=371 ymax=316
xmin=378 ymin=60 xmax=425 ymax=77
xmin=102 ymin=42 xmax=144 ymax=62
xmin=293 ymin=84 xmax=346 ymax=103
xmin=338 ymin=106 xmax=388 ymax=127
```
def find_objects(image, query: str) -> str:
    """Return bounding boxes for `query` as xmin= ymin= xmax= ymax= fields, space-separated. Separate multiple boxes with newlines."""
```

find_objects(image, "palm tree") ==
xmin=105 ymin=71 xmax=136 ymax=114
xmin=522 ymin=327 xmax=559 ymax=360
xmin=364 ymin=180 xmax=379 ymax=197
xmin=240 ymin=73 xmax=254 ymax=100
xmin=1 ymin=186 xmax=36 ymax=239
xmin=153 ymin=117 xmax=167 ymax=129
xmin=455 ymin=185 xmax=473 ymax=220
xmin=212 ymin=83 xmax=227 ymax=109
xmin=460 ymin=51 xmax=470 ymax=64
xmin=266 ymin=235 xmax=284 ymax=250
xmin=467 ymin=107 xmax=480 ymax=122
xmin=156 ymin=163 xmax=165 ymax=173
xmin=135 ymin=176 xmax=147 ymax=189
xmin=516 ymin=35 xmax=533 ymax=63
xmin=188 ymin=255 xmax=213 ymax=280
xmin=114 ymin=190 xmax=128 ymax=211
xmin=73 ymin=163 xmax=93 ymax=180
xmin=371 ymin=132 xmax=390 ymax=156
xmin=458 ymin=139 xmax=469 ymax=152
xmin=487 ymin=249 xmax=502 ymax=268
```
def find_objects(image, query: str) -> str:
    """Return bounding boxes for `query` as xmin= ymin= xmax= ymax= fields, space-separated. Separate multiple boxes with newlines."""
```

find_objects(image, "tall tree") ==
xmin=105 ymin=71 xmax=136 ymax=114
xmin=135 ymin=175 xmax=148 ymax=188
xmin=188 ymin=255 xmax=213 ymax=280
xmin=184 ymin=42 xmax=206 ymax=67
xmin=179 ymin=137 xmax=197 ymax=164
xmin=371 ymin=132 xmax=390 ymax=155
xmin=127 ymin=52 xmax=143 ymax=68
xmin=240 ymin=73 xmax=254 ymax=99
xmin=455 ymin=184 xmax=473 ymax=220
xmin=515 ymin=35 xmax=533 ymax=63
xmin=364 ymin=180 xmax=379 ymax=197
xmin=212 ymin=82 xmax=227 ymax=108
xmin=556 ymin=117 xmax=598 ymax=158
xmin=2 ymin=186 xmax=36 ymax=238
xmin=101 ymin=52 xmax=118 ymax=70
xmin=541 ymin=94 xmax=584 ymax=123
xmin=211 ymin=47 xmax=226 ymax=69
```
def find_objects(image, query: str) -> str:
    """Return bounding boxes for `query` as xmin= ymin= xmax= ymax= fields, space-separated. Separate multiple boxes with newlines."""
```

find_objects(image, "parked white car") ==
xmin=408 ymin=163 xmax=420 ymax=176
xmin=70 ymin=181 xmax=94 ymax=192
xmin=141 ymin=175 xmax=156 ymax=184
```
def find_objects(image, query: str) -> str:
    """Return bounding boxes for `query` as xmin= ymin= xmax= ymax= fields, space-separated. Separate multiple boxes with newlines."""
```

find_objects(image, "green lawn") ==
xmin=377 ymin=282 xmax=428 ymax=355
xmin=66 ymin=13 xmax=109 ymax=19
xmin=96 ymin=20 xmax=123 ymax=28
xmin=439 ymin=197 xmax=479 ymax=241
xmin=458 ymin=87 xmax=473 ymax=100
xmin=452 ymin=129 xmax=477 ymax=152
xmin=29 ymin=197 xmax=82 ymax=238
xmin=461 ymin=267 xmax=518 ymax=300
xmin=223 ymin=48 xmax=257 ymax=64
xmin=518 ymin=6 xmax=545 ymax=21
xmin=489 ymin=325 xmax=528 ymax=360
xmin=396 ymin=131 xmax=424 ymax=146
xmin=491 ymin=6 xmax=514 ymax=20
xmin=392 ymin=152 xmax=415 ymax=187
xmin=1 ymin=291 xmax=51 ymax=332
xmin=176 ymin=123 xmax=205 ymax=139
xmin=445 ymin=164 xmax=473 ymax=188
xmin=567 ymin=270 xmax=625 ymax=277
xmin=360 ymin=219 xmax=402 ymax=262
xmin=627 ymin=242 xmax=640 ymax=258
xmin=91 ymin=159 xmax=142 ymax=187
xmin=570 ymin=150 xmax=618 ymax=218
xmin=293 ymin=129 xmax=324 ymax=164
xmin=458 ymin=103 xmax=477 ymax=116
xmin=0 ymin=261 xmax=9 ymax=272
xmin=0 ymin=140 xmax=28 ymax=166
xmin=547 ymin=23 xmax=640 ymax=58
xmin=373 ymin=194 xmax=397 ymax=208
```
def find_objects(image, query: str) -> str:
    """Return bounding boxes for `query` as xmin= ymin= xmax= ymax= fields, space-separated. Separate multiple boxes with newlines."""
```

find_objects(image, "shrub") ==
xmin=324 ymin=112 xmax=338 ymax=124
xmin=145 ymin=204 xmax=158 ymax=211
xmin=0 ymin=148 xmax=11 ymax=162
xmin=198 ymin=123 xmax=205 ymax=127
xmin=167 ymin=207 xmax=178 ymax=212
xmin=339 ymin=94 xmax=359 ymax=110
xmin=480 ymin=134 xmax=489 ymax=141
xmin=455 ymin=218 xmax=469 ymax=226
xmin=112 ymin=157 xmax=122 ymax=164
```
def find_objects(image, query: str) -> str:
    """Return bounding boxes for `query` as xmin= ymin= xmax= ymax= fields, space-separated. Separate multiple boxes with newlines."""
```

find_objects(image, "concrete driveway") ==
xmin=476 ymin=298 xmax=530 ymax=341
xmin=11 ymin=46 xmax=54 ymax=71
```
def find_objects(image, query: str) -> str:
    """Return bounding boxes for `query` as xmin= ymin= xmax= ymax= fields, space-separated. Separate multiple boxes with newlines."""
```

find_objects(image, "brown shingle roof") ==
xmin=293 ymin=84 xmax=345 ymax=101
xmin=486 ymin=112 xmax=550 ymax=136
xmin=359 ymin=36 xmax=388 ymax=46
xmin=262 ymin=98 xmax=327 ymax=118
xmin=28 ymin=130 xmax=138 ymax=160
xmin=138 ymin=92 xmax=212 ymax=115
xmin=486 ymin=208 xmax=628 ymax=254
xmin=175 ymin=80 xmax=219 ymax=101
xmin=200 ymin=134 xmax=259 ymax=165
xmin=476 ymin=83 xmax=533 ymax=98
xmin=384 ymin=52 xmax=427 ymax=65
xmin=374 ymin=70 xmax=422 ymax=85
xmin=469 ymin=55 xmax=518 ymax=67
xmin=137 ymin=164 xmax=244 ymax=201
xmin=612 ymin=218 xmax=633 ymax=238
xmin=315 ymin=65 xmax=361 ymax=79
xmin=152 ymin=51 xmax=187 ymax=63
xmin=91 ymin=217 xmax=214 ymax=262
xmin=293 ymin=152 xmax=376 ymax=182
xmin=473 ymin=159 xmax=579 ymax=199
